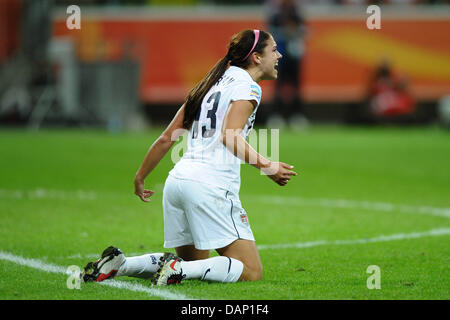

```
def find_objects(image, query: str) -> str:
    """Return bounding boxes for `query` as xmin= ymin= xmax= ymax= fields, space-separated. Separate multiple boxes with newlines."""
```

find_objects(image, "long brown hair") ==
xmin=183 ymin=29 xmax=271 ymax=129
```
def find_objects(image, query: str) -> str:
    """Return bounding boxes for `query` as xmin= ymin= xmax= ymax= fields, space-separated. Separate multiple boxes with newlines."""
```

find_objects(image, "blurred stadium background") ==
xmin=1 ymin=0 xmax=450 ymax=131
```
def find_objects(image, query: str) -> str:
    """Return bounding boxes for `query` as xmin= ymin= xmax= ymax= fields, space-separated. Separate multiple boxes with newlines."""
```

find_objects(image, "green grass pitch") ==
xmin=0 ymin=125 xmax=449 ymax=300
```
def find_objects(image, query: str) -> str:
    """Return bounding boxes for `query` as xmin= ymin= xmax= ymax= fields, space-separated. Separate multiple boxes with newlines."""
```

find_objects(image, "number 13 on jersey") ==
xmin=192 ymin=91 xmax=221 ymax=139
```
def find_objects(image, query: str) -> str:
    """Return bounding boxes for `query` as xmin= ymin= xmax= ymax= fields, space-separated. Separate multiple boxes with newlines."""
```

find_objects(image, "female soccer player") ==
xmin=81 ymin=29 xmax=297 ymax=285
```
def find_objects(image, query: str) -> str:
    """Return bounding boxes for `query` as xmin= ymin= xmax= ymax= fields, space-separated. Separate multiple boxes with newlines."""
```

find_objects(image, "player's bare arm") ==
xmin=221 ymin=99 xmax=297 ymax=186
xmin=134 ymin=104 xmax=186 ymax=202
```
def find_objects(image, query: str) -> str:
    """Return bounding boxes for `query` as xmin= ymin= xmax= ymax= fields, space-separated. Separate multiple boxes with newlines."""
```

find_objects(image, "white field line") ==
xmin=2 ymin=188 xmax=449 ymax=219
xmin=0 ymin=251 xmax=196 ymax=300
xmin=257 ymin=228 xmax=450 ymax=250
xmin=247 ymin=195 xmax=450 ymax=219
xmin=0 ymin=188 xmax=97 ymax=200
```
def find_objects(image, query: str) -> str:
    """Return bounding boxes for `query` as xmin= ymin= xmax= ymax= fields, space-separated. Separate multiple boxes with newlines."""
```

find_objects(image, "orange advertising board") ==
xmin=52 ymin=12 xmax=450 ymax=103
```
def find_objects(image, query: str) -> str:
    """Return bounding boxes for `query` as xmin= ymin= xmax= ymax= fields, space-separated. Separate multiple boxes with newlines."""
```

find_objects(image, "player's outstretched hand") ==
xmin=264 ymin=162 xmax=298 ymax=186
xmin=134 ymin=178 xmax=155 ymax=202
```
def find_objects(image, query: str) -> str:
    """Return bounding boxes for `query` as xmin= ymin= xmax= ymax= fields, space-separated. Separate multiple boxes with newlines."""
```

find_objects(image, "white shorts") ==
xmin=162 ymin=175 xmax=255 ymax=250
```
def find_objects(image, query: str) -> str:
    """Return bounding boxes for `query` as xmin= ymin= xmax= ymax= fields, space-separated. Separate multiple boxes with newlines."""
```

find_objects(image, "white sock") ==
xmin=180 ymin=256 xmax=244 ymax=283
xmin=117 ymin=253 xmax=163 ymax=279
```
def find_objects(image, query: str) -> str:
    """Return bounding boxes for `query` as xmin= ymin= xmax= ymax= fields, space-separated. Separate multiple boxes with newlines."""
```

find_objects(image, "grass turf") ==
xmin=0 ymin=125 xmax=449 ymax=300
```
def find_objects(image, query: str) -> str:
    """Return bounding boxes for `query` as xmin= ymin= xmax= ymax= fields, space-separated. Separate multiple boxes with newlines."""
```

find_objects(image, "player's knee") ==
xmin=241 ymin=264 xmax=263 ymax=281
xmin=248 ymin=268 xmax=263 ymax=281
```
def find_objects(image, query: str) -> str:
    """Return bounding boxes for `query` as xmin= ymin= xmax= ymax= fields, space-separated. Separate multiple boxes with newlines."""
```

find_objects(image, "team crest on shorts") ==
xmin=240 ymin=213 xmax=248 ymax=224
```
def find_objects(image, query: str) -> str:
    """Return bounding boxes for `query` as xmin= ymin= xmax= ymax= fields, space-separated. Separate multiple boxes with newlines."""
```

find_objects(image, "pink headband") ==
xmin=242 ymin=30 xmax=260 ymax=61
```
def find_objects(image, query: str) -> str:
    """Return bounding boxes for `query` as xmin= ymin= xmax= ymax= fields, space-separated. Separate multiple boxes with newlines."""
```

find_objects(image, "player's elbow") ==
xmin=156 ymin=134 xmax=173 ymax=148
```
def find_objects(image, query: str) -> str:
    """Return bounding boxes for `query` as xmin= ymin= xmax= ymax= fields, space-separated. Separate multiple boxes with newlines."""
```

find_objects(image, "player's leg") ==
xmin=155 ymin=214 xmax=257 ymax=284
xmin=175 ymin=243 xmax=243 ymax=283
xmin=216 ymin=238 xmax=262 ymax=281
xmin=159 ymin=240 xmax=262 ymax=285
xmin=154 ymin=249 xmax=245 ymax=285
xmin=154 ymin=239 xmax=261 ymax=284
xmin=116 ymin=252 xmax=165 ymax=279
xmin=153 ymin=182 xmax=256 ymax=285
xmin=80 ymin=246 xmax=175 ymax=282
xmin=175 ymin=244 xmax=210 ymax=261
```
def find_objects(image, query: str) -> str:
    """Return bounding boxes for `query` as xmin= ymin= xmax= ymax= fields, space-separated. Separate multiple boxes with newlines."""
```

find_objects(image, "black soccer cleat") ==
xmin=81 ymin=246 xmax=125 ymax=283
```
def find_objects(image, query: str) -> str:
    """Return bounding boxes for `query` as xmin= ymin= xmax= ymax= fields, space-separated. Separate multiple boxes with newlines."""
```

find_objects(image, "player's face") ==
xmin=258 ymin=36 xmax=282 ymax=80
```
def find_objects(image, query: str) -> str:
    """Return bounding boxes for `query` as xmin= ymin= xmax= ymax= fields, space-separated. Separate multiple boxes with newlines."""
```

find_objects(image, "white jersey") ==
xmin=169 ymin=66 xmax=262 ymax=194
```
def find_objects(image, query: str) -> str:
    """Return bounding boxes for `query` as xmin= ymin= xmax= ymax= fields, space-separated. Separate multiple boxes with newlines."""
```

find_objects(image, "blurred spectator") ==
xmin=267 ymin=0 xmax=308 ymax=128
xmin=366 ymin=60 xmax=416 ymax=119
